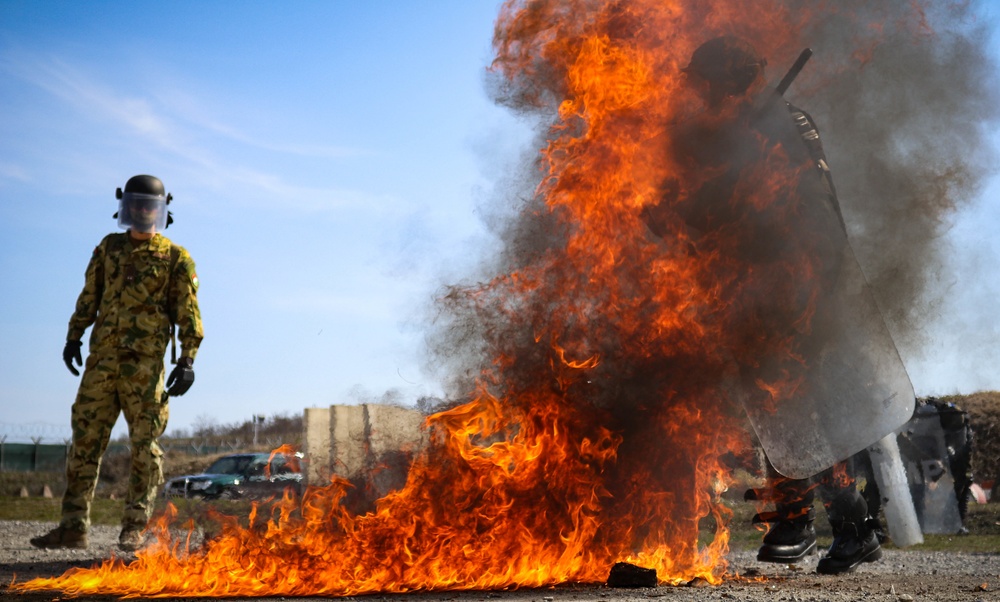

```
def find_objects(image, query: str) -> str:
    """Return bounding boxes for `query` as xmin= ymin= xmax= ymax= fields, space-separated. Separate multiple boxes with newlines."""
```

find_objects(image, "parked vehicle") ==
xmin=162 ymin=452 xmax=304 ymax=500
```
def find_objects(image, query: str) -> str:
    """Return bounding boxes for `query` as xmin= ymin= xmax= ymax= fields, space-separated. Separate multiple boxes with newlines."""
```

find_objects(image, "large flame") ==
xmin=13 ymin=0 xmax=943 ymax=597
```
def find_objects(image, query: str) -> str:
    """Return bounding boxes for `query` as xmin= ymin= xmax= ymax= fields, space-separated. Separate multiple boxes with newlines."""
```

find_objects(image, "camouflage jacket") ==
xmin=68 ymin=233 xmax=203 ymax=361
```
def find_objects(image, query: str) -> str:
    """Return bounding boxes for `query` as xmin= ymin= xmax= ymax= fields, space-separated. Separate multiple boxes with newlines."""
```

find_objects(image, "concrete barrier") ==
xmin=304 ymin=404 xmax=427 ymax=512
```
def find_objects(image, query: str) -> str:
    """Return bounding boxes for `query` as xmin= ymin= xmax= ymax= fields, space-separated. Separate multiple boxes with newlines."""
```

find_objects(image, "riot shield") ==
xmin=898 ymin=406 xmax=964 ymax=534
xmin=743 ymin=238 xmax=915 ymax=480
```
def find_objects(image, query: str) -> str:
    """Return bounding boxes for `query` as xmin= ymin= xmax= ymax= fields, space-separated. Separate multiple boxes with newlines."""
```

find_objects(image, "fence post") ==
xmin=0 ymin=435 xmax=6 ymax=472
xmin=31 ymin=437 xmax=42 ymax=472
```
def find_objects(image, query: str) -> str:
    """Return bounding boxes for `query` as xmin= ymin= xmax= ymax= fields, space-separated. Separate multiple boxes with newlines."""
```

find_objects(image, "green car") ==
xmin=162 ymin=452 xmax=304 ymax=500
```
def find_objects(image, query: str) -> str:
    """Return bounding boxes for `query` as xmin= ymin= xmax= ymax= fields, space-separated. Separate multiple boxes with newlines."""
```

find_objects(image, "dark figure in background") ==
xmin=643 ymin=36 xmax=881 ymax=574
xmin=898 ymin=397 xmax=976 ymax=533
xmin=934 ymin=399 xmax=975 ymax=529
xmin=30 ymin=175 xmax=203 ymax=552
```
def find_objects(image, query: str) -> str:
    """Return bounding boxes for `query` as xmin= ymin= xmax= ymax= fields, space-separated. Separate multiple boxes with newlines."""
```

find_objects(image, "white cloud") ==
xmin=1 ymin=50 xmax=379 ymax=214
xmin=1 ymin=53 xmax=175 ymax=145
xmin=267 ymin=290 xmax=395 ymax=318
xmin=0 ymin=162 xmax=31 ymax=185
xmin=149 ymin=86 xmax=369 ymax=160
xmin=215 ymin=164 xmax=395 ymax=212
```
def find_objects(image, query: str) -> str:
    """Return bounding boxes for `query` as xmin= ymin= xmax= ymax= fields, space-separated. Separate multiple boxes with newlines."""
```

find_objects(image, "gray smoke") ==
xmin=791 ymin=1 xmax=1000 ymax=366
xmin=423 ymin=0 xmax=1000 ymax=403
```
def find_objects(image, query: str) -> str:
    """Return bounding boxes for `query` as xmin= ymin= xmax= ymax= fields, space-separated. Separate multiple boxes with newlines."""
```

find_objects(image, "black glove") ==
xmin=63 ymin=340 xmax=83 ymax=376
xmin=166 ymin=357 xmax=195 ymax=396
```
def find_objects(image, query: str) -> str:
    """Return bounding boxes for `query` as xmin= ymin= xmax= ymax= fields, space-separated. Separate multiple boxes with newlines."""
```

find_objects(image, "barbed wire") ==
xmin=0 ymin=422 xmax=73 ymax=444
xmin=2 ymin=420 xmax=301 ymax=448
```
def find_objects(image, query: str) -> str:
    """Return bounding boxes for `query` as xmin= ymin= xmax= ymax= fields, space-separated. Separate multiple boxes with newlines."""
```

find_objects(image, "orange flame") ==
xmin=13 ymin=0 xmax=919 ymax=597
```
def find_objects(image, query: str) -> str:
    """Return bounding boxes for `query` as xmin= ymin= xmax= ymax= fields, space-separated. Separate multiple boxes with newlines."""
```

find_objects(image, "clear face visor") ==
xmin=118 ymin=192 xmax=168 ymax=233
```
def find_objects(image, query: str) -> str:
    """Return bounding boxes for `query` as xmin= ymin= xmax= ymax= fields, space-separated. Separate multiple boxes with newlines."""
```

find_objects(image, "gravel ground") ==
xmin=0 ymin=520 xmax=996 ymax=602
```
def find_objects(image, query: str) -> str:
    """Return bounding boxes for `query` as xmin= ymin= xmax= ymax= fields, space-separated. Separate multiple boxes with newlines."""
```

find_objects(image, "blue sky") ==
xmin=0 ymin=1 xmax=535 ymax=441
xmin=1 ymin=1 xmax=998 ymax=443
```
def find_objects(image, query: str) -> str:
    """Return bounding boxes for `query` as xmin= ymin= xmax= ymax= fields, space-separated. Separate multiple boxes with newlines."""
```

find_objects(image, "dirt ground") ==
xmin=1 ymin=520 xmax=996 ymax=602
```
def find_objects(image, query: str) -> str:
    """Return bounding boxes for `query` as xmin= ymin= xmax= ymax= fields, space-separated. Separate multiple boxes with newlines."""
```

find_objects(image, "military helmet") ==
xmin=121 ymin=174 xmax=166 ymax=197
xmin=115 ymin=174 xmax=173 ymax=232
xmin=683 ymin=36 xmax=766 ymax=105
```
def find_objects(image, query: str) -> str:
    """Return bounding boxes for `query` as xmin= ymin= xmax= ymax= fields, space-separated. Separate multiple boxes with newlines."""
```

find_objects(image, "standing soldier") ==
xmin=644 ymin=37 xmax=883 ymax=574
xmin=31 ymin=174 xmax=203 ymax=551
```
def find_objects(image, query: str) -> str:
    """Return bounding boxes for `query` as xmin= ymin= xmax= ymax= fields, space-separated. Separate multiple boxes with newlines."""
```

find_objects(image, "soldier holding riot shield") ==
xmin=644 ymin=36 xmax=915 ymax=574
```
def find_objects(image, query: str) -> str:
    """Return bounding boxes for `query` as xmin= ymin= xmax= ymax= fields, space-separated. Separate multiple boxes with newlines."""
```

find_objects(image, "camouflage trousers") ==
xmin=61 ymin=350 xmax=169 ymax=532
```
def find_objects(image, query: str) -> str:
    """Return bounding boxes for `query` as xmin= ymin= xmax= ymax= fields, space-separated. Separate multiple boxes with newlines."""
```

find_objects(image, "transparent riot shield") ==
xmin=743 ymin=238 xmax=915 ymax=480
xmin=898 ymin=407 xmax=964 ymax=534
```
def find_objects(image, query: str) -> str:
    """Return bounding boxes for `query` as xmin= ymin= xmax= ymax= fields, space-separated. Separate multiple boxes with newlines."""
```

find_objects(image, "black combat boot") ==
xmin=817 ymin=518 xmax=881 ymax=574
xmin=748 ymin=474 xmax=817 ymax=564
xmin=756 ymin=505 xmax=817 ymax=563
xmin=817 ymin=491 xmax=882 ymax=574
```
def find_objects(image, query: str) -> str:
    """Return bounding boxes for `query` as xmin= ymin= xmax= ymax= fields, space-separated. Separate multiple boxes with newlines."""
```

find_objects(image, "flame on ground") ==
xmin=12 ymin=0 xmax=935 ymax=597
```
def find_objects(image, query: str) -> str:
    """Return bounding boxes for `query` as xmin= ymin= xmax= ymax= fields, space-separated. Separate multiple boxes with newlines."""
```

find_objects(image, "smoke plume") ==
xmin=426 ymin=0 xmax=999 ymax=407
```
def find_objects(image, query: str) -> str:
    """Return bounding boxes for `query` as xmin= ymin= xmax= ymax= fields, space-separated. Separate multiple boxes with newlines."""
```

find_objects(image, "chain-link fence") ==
xmin=0 ymin=442 xmax=73 ymax=472
xmin=0 ymin=442 xmax=255 ymax=473
xmin=1 ymin=414 xmax=304 ymax=474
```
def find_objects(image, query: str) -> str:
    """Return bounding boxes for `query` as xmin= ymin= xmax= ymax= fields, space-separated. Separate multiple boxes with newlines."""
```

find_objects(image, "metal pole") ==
xmin=31 ymin=436 xmax=42 ymax=472
xmin=253 ymin=414 xmax=265 ymax=447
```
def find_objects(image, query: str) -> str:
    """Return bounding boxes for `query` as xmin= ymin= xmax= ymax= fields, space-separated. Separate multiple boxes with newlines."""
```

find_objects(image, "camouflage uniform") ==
xmin=61 ymin=232 xmax=202 ymax=533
